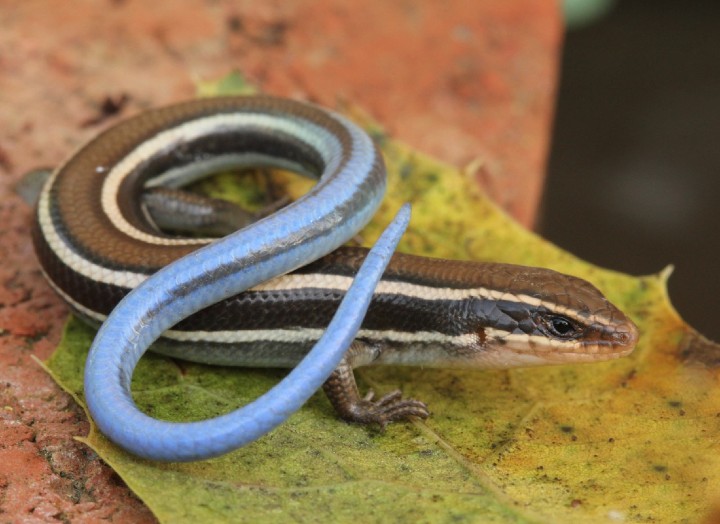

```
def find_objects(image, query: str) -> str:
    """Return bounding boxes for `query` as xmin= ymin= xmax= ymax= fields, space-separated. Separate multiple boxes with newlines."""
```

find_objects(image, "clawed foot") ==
xmin=341 ymin=389 xmax=429 ymax=429
xmin=322 ymin=349 xmax=431 ymax=429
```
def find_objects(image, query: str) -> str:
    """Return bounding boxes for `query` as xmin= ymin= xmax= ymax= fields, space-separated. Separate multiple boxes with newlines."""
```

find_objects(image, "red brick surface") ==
xmin=0 ymin=1 xmax=560 ymax=520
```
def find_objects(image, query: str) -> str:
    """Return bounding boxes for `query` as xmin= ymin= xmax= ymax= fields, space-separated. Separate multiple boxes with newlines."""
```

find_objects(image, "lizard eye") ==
xmin=540 ymin=314 xmax=583 ymax=339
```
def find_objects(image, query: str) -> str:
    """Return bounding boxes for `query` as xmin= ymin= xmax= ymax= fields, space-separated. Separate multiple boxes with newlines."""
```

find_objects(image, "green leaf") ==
xmin=196 ymin=70 xmax=258 ymax=98
xmin=45 ymin=84 xmax=720 ymax=523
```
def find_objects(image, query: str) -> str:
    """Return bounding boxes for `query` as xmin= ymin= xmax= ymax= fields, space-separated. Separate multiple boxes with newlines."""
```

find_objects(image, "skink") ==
xmin=33 ymin=96 xmax=639 ymax=461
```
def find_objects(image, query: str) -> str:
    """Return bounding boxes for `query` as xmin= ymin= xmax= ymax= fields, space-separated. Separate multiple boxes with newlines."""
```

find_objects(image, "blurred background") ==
xmin=544 ymin=0 xmax=720 ymax=339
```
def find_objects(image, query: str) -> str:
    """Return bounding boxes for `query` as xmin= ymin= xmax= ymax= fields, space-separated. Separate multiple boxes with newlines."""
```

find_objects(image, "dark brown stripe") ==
xmin=300 ymin=247 xmax=616 ymax=322
xmin=45 ymin=96 xmax=361 ymax=272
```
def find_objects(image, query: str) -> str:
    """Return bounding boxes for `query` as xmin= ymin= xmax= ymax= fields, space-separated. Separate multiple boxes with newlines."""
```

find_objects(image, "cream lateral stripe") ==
xmin=37 ymin=146 xmax=328 ymax=289
xmin=162 ymin=326 xmax=480 ymax=346
xmin=153 ymin=328 xmax=597 ymax=356
xmin=101 ymin=113 xmax=345 ymax=245
xmin=39 ymin=268 xmax=108 ymax=324
xmin=41 ymin=266 xmax=480 ymax=348
xmin=38 ymin=205 xmax=150 ymax=288
xmin=38 ymin=238 xmax=602 ymax=327
xmin=41 ymin=267 xmax=596 ymax=356
xmin=253 ymin=273 xmax=604 ymax=326
xmin=488 ymin=332 xmax=584 ymax=352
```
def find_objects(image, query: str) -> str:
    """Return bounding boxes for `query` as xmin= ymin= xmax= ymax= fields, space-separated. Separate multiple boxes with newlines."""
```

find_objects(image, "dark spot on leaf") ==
xmin=399 ymin=162 xmax=414 ymax=180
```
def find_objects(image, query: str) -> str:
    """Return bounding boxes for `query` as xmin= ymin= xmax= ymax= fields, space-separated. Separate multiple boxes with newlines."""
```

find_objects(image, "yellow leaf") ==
xmin=45 ymin=80 xmax=720 ymax=523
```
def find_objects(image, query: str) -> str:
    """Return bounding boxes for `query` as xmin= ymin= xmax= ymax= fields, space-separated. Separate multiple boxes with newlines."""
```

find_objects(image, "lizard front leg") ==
xmin=322 ymin=341 xmax=430 ymax=428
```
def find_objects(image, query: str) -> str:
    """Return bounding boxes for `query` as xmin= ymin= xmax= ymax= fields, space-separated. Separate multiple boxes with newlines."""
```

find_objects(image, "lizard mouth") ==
xmin=484 ymin=319 xmax=639 ymax=365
